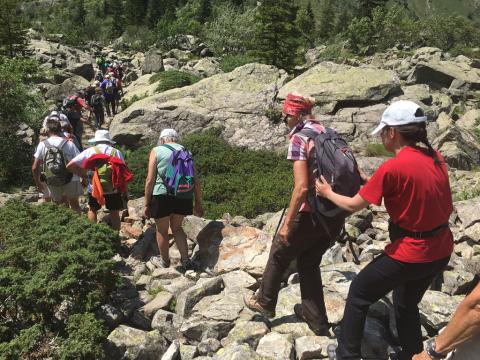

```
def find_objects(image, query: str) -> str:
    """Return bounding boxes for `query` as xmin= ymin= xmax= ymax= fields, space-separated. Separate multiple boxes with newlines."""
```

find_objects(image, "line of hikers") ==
xmin=32 ymin=90 xmax=477 ymax=359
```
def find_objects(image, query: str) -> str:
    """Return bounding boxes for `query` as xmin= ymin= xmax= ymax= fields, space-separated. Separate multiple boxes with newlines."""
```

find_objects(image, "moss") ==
xmin=365 ymin=143 xmax=393 ymax=157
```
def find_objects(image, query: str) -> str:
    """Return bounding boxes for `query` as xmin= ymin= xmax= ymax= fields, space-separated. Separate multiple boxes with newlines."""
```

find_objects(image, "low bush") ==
xmin=120 ymin=92 xmax=149 ymax=111
xmin=219 ymin=53 xmax=257 ymax=73
xmin=0 ymin=201 xmax=119 ymax=359
xmin=126 ymin=129 xmax=293 ymax=219
xmin=365 ymin=143 xmax=393 ymax=157
xmin=151 ymin=70 xmax=201 ymax=93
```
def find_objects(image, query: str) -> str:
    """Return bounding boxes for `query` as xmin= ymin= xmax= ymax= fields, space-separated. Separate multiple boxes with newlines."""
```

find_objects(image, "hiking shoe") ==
xmin=150 ymin=256 xmax=170 ymax=269
xmin=243 ymin=293 xmax=275 ymax=318
xmin=179 ymin=258 xmax=196 ymax=272
xmin=326 ymin=344 xmax=337 ymax=360
xmin=294 ymin=303 xmax=330 ymax=336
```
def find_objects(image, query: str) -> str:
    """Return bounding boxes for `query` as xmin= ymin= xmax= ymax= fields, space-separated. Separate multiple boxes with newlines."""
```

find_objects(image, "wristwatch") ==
xmin=426 ymin=338 xmax=447 ymax=359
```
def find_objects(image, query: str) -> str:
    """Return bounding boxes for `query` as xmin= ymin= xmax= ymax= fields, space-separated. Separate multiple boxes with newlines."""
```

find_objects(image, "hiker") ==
xmin=84 ymin=84 xmax=96 ymax=107
xmin=62 ymin=92 xmax=91 ymax=149
xmin=412 ymin=282 xmax=480 ymax=359
xmin=101 ymin=75 xmax=116 ymax=117
xmin=60 ymin=119 xmax=82 ymax=152
xmin=244 ymin=93 xmax=353 ymax=336
xmin=144 ymin=128 xmax=204 ymax=271
xmin=91 ymin=88 xmax=106 ymax=129
xmin=95 ymin=70 xmax=104 ymax=83
xmin=42 ymin=110 xmax=69 ymax=134
xmin=315 ymin=100 xmax=453 ymax=360
xmin=112 ymin=75 xmax=122 ymax=110
xmin=32 ymin=118 xmax=82 ymax=213
xmin=67 ymin=130 xmax=131 ymax=231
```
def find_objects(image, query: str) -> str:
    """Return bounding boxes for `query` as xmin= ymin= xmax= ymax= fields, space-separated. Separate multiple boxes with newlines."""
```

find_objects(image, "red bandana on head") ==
xmin=283 ymin=93 xmax=314 ymax=116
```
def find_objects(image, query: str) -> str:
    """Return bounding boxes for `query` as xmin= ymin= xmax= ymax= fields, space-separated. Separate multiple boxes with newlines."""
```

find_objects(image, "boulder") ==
xmin=197 ymin=338 xmax=222 ymax=356
xmin=192 ymin=288 xmax=252 ymax=322
xmin=105 ymin=325 xmax=167 ymax=360
xmin=109 ymin=63 xmax=289 ymax=150
xmin=151 ymin=309 xmax=184 ymax=342
xmin=441 ymin=270 xmax=476 ymax=295
xmin=221 ymin=270 xmax=257 ymax=290
xmin=142 ymin=48 xmax=164 ymax=74
xmin=256 ymin=332 xmax=294 ymax=360
xmin=161 ymin=340 xmax=180 ymax=360
xmin=295 ymin=336 xmax=337 ymax=360
xmin=455 ymin=196 xmax=480 ymax=229
xmin=180 ymin=314 xmax=233 ymax=342
xmin=419 ymin=290 xmax=463 ymax=331
xmin=179 ymin=344 xmax=198 ymax=360
xmin=44 ymin=75 xmax=90 ymax=101
xmin=278 ymin=63 xmax=400 ymax=112
xmin=66 ymin=62 xmax=94 ymax=81
xmin=215 ymin=344 xmax=269 ymax=360
xmin=142 ymin=291 xmax=173 ymax=317
xmin=176 ymin=276 xmax=224 ymax=317
xmin=433 ymin=126 xmax=480 ymax=170
xmin=221 ymin=320 xmax=270 ymax=348
xmin=182 ymin=58 xmax=223 ymax=78
xmin=194 ymin=222 xmax=272 ymax=277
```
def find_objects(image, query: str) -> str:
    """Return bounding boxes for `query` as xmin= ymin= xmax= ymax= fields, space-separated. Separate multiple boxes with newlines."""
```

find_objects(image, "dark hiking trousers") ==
xmin=93 ymin=107 xmax=105 ymax=128
xmin=105 ymin=97 xmax=116 ymax=116
xmin=337 ymin=253 xmax=450 ymax=360
xmin=257 ymin=211 xmax=344 ymax=328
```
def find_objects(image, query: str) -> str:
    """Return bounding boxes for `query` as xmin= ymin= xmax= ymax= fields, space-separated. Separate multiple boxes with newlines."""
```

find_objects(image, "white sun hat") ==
xmin=88 ymin=130 xmax=116 ymax=144
xmin=159 ymin=128 xmax=178 ymax=139
xmin=371 ymin=100 xmax=428 ymax=135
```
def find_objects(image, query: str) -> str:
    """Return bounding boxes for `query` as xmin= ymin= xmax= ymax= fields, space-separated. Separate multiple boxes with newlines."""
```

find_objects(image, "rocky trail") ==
xmin=4 ymin=32 xmax=480 ymax=359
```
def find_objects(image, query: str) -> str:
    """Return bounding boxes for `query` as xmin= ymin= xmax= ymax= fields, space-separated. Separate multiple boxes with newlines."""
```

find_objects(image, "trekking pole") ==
xmin=272 ymin=206 xmax=287 ymax=241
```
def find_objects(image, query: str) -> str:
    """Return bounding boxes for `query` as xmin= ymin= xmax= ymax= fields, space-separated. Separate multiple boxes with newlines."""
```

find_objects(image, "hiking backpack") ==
xmin=300 ymin=127 xmax=362 ymax=218
xmin=93 ymin=146 xmax=118 ymax=194
xmin=92 ymin=94 xmax=103 ymax=108
xmin=42 ymin=139 xmax=73 ymax=186
xmin=162 ymin=144 xmax=195 ymax=199
xmin=105 ymin=80 xmax=114 ymax=95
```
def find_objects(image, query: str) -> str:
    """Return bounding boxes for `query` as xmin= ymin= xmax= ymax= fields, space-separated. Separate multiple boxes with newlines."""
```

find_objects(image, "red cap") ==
xmin=283 ymin=93 xmax=314 ymax=116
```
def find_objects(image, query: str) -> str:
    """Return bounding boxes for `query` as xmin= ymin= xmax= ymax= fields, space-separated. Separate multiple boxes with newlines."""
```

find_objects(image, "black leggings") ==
xmin=337 ymin=253 xmax=450 ymax=360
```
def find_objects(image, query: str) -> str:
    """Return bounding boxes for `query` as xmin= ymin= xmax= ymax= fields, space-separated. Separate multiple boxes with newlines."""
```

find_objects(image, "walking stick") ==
xmin=272 ymin=206 xmax=287 ymax=241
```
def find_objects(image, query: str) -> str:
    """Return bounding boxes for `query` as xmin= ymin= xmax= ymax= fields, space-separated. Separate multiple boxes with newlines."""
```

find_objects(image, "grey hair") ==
xmin=46 ymin=118 xmax=62 ymax=134
xmin=157 ymin=135 xmax=179 ymax=145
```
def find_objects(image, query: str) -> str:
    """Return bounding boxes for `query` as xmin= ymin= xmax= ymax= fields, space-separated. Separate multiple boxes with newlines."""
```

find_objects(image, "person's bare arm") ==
xmin=315 ymin=175 xmax=369 ymax=213
xmin=66 ymin=160 xmax=87 ymax=178
xmin=412 ymin=283 xmax=480 ymax=359
xmin=277 ymin=160 xmax=309 ymax=245
xmin=32 ymin=158 xmax=43 ymax=192
xmin=144 ymin=150 xmax=157 ymax=218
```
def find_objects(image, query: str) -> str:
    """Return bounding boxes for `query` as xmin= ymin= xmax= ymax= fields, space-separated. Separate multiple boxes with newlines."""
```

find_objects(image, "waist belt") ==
xmin=388 ymin=221 xmax=449 ymax=240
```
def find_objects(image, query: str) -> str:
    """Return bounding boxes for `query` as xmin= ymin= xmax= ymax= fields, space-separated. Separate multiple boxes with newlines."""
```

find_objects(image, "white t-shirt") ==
xmin=71 ymin=143 xmax=124 ymax=192
xmin=34 ymin=136 xmax=81 ymax=181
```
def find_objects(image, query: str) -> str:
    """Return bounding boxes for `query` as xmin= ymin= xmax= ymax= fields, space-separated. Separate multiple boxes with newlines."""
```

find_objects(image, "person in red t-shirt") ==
xmin=315 ymin=100 xmax=453 ymax=360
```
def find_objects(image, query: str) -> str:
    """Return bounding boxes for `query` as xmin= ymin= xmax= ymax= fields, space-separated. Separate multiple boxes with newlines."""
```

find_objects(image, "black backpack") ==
xmin=92 ymin=94 xmax=103 ymax=108
xmin=300 ymin=127 xmax=362 ymax=218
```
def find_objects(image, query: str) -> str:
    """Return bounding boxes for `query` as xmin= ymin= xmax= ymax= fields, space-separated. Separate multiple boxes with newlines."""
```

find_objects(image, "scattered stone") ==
xmin=419 ymin=290 xmax=463 ymax=331
xmin=216 ymin=344 xmax=269 ymax=360
xmin=222 ymin=270 xmax=257 ymax=290
xmin=180 ymin=315 xmax=233 ymax=342
xmin=105 ymin=325 xmax=167 ymax=360
xmin=151 ymin=310 xmax=184 ymax=342
xmin=179 ymin=344 xmax=198 ymax=360
xmin=142 ymin=291 xmax=173 ymax=317
xmin=197 ymin=338 xmax=222 ymax=356
xmin=161 ymin=340 xmax=180 ymax=360
xmin=176 ymin=276 xmax=224 ymax=317
xmin=295 ymin=336 xmax=337 ymax=360
xmin=151 ymin=267 xmax=182 ymax=280
xmin=221 ymin=320 xmax=270 ymax=348
xmin=256 ymin=332 xmax=294 ymax=360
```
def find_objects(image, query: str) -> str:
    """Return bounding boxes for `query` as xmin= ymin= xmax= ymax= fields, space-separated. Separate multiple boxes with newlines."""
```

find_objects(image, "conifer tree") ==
xmin=0 ymin=0 xmax=26 ymax=57
xmin=146 ymin=0 xmax=165 ymax=27
xmin=358 ymin=0 xmax=388 ymax=18
xmin=198 ymin=0 xmax=212 ymax=23
xmin=125 ymin=0 xmax=149 ymax=25
xmin=334 ymin=8 xmax=351 ymax=35
xmin=318 ymin=0 xmax=335 ymax=41
xmin=296 ymin=1 xmax=315 ymax=48
xmin=253 ymin=0 xmax=299 ymax=71
xmin=110 ymin=0 xmax=126 ymax=37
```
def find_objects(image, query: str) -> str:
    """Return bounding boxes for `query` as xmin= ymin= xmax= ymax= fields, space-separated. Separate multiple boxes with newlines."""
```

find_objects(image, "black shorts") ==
xmin=149 ymin=194 xmax=193 ymax=219
xmin=88 ymin=193 xmax=124 ymax=212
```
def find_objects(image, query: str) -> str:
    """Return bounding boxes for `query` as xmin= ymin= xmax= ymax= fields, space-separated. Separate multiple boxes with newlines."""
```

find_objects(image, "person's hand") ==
xmin=412 ymin=350 xmax=433 ymax=360
xmin=358 ymin=167 xmax=370 ymax=184
xmin=194 ymin=203 xmax=204 ymax=218
xmin=277 ymin=223 xmax=290 ymax=246
xmin=144 ymin=206 xmax=151 ymax=219
xmin=315 ymin=175 xmax=332 ymax=198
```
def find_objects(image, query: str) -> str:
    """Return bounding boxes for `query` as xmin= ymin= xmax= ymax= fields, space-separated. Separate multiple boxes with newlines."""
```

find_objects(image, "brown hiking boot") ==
xmin=294 ymin=303 xmax=330 ymax=336
xmin=243 ymin=294 xmax=275 ymax=318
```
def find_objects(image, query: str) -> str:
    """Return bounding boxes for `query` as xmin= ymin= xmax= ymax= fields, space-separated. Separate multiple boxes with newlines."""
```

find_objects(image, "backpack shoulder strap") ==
xmin=58 ymin=139 xmax=68 ymax=149
xmin=298 ymin=128 xmax=319 ymax=140
xmin=44 ymin=139 xmax=52 ymax=149
xmin=111 ymin=148 xmax=117 ymax=157
xmin=162 ymin=144 xmax=176 ymax=152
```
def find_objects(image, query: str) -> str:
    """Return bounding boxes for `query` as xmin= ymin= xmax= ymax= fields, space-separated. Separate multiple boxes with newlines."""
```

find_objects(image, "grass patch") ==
xmin=219 ymin=53 xmax=257 ymax=73
xmin=150 ymin=70 xmax=201 ymax=93
xmin=120 ymin=92 xmax=149 ymax=110
xmin=168 ymin=298 xmax=177 ymax=313
xmin=148 ymin=286 xmax=165 ymax=297
xmin=365 ymin=143 xmax=393 ymax=157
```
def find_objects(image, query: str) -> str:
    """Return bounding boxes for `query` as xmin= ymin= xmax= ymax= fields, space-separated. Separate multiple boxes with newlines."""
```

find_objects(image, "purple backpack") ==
xmin=162 ymin=144 xmax=195 ymax=199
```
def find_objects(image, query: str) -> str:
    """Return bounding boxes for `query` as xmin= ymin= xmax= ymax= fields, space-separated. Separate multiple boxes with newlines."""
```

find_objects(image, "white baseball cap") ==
xmin=159 ymin=128 xmax=178 ymax=139
xmin=371 ymin=100 xmax=428 ymax=135
xmin=88 ymin=130 xmax=116 ymax=144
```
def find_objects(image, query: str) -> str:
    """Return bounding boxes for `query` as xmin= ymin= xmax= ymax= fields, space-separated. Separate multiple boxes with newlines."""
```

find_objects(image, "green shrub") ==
xmin=219 ymin=53 xmax=257 ymax=73
xmin=365 ymin=143 xmax=392 ymax=157
xmin=152 ymin=70 xmax=201 ymax=93
xmin=120 ymin=92 xmax=149 ymax=111
xmin=126 ymin=129 xmax=293 ymax=219
xmin=0 ymin=201 xmax=119 ymax=359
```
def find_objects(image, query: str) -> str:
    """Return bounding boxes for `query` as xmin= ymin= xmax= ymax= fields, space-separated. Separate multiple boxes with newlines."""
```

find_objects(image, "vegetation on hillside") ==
xmin=126 ymin=129 xmax=293 ymax=219
xmin=0 ymin=200 xmax=119 ymax=359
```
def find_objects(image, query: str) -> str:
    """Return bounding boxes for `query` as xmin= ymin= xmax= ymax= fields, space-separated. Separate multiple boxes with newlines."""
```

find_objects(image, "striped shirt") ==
xmin=287 ymin=120 xmax=326 ymax=161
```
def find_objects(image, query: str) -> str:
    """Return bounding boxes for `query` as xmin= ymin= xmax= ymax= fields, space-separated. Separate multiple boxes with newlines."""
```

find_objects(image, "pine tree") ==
xmin=125 ymin=0 xmax=149 ymax=25
xmin=252 ymin=0 xmax=299 ymax=71
xmin=334 ymin=9 xmax=351 ymax=35
xmin=318 ymin=0 xmax=335 ymax=41
xmin=197 ymin=0 xmax=212 ymax=23
xmin=0 ymin=0 xmax=26 ymax=57
xmin=358 ymin=0 xmax=388 ymax=18
xmin=146 ymin=0 xmax=165 ymax=27
xmin=110 ymin=0 xmax=126 ymax=37
xmin=296 ymin=1 xmax=315 ymax=48
xmin=73 ymin=0 xmax=87 ymax=27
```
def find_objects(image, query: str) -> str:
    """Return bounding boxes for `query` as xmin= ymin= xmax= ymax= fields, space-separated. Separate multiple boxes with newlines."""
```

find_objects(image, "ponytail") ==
xmin=394 ymin=122 xmax=441 ymax=166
